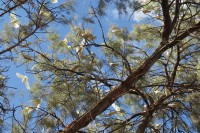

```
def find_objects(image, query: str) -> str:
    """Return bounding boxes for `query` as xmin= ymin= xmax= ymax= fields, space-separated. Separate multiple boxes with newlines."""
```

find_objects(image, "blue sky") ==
xmin=0 ymin=0 xmax=161 ymax=132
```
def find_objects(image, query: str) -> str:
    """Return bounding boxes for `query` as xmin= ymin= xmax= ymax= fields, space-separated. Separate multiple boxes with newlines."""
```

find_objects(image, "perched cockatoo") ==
xmin=16 ymin=72 xmax=31 ymax=90
xmin=29 ymin=99 xmax=42 ymax=110
xmin=168 ymin=102 xmax=182 ymax=108
xmin=24 ymin=107 xmax=33 ymax=114
xmin=154 ymin=90 xmax=164 ymax=95
xmin=76 ymin=45 xmax=84 ymax=57
xmin=75 ymin=39 xmax=85 ymax=56
xmin=80 ymin=39 xmax=86 ymax=46
xmin=111 ymin=26 xmax=119 ymax=34
xmin=67 ymin=45 xmax=72 ymax=49
xmin=166 ymin=50 xmax=170 ymax=57
xmin=10 ymin=13 xmax=20 ymax=28
xmin=39 ymin=9 xmax=51 ymax=17
xmin=165 ymin=88 xmax=171 ymax=96
xmin=109 ymin=63 xmax=119 ymax=67
xmin=154 ymin=123 xmax=161 ymax=129
xmin=51 ymin=0 xmax=58 ymax=3
xmin=0 ymin=75 xmax=5 ymax=80
xmin=110 ymin=103 xmax=124 ymax=117
xmin=154 ymin=90 xmax=161 ymax=94
xmin=36 ymin=100 xmax=42 ymax=110
xmin=112 ymin=103 xmax=121 ymax=112
xmin=63 ymin=37 xmax=68 ymax=44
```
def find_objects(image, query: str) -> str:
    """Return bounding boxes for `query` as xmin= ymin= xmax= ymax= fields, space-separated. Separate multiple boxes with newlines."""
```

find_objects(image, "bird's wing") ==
xmin=16 ymin=73 xmax=25 ymax=80
xmin=24 ymin=78 xmax=31 ymax=90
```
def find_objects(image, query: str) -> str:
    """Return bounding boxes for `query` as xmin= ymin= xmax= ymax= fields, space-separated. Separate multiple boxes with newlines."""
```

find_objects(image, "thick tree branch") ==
xmin=61 ymin=84 xmax=127 ymax=133
xmin=171 ymin=0 xmax=180 ymax=32
xmin=125 ymin=21 xmax=200 ymax=133
xmin=161 ymin=0 xmax=171 ymax=41
xmin=168 ymin=45 xmax=180 ymax=90
xmin=60 ymin=21 xmax=200 ymax=133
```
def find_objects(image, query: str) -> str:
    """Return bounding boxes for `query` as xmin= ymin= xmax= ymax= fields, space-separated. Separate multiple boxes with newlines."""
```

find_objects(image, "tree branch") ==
xmin=161 ymin=0 xmax=171 ymax=41
xmin=60 ymin=21 xmax=200 ymax=133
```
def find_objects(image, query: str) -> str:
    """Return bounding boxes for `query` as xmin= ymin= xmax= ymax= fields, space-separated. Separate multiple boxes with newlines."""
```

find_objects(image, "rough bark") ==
xmin=60 ymin=21 xmax=200 ymax=133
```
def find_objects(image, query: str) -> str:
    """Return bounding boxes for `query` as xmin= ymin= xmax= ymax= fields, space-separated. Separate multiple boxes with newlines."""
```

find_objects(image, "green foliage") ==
xmin=0 ymin=0 xmax=200 ymax=132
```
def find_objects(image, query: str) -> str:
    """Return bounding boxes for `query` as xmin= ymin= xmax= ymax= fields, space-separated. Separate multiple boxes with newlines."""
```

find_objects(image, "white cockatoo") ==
xmin=24 ymin=107 xmax=34 ymax=114
xmin=111 ymin=26 xmax=120 ymax=34
xmin=51 ymin=0 xmax=58 ymax=3
xmin=165 ymin=88 xmax=171 ymax=96
xmin=168 ymin=102 xmax=182 ymax=108
xmin=39 ymin=9 xmax=51 ymax=17
xmin=109 ymin=63 xmax=119 ymax=67
xmin=76 ymin=39 xmax=85 ymax=57
xmin=16 ymin=72 xmax=31 ymax=90
xmin=80 ymin=39 xmax=86 ymax=46
xmin=154 ymin=123 xmax=161 ymax=129
xmin=112 ymin=103 xmax=121 ymax=112
xmin=29 ymin=98 xmax=42 ymax=110
xmin=154 ymin=90 xmax=164 ymax=95
xmin=165 ymin=49 xmax=171 ymax=57
xmin=110 ymin=103 xmax=124 ymax=117
xmin=10 ymin=13 xmax=20 ymax=28
xmin=67 ymin=45 xmax=72 ymax=50
xmin=0 ymin=75 xmax=5 ymax=80
xmin=154 ymin=90 xmax=161 ymax=94
xmin=36 ymin=101 xmax=42 ymax=110
xmin=63 ymin=37 xmax=68 ymax=44
xmin=76 ymin=46 xmax=84 ymax=57
xmin=166 ymin=50 xmax=170 ymax=57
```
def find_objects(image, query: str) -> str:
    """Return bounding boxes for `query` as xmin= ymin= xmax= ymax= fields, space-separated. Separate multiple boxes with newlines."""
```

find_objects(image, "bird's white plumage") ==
xmin=154 ymin=90 xmax=161 ymax=94
xmin=10 ymin=13 xmax=20 ymax=28
xmin=0 ymin=75 xmax=5 ymax=80
xmin=16 ymin=72 xmax=25 ymax=80
xmin=165 ymin=89 xmax=171 ymax=96
xmin=10 ymin=13 xmax=17 ymax=20
xmin=36 ymin=102 xmax=41 ymax=110
xmin=76 ymin=46 xmax=84 ymax=57
xmin=154 ymin=90 xmax=164 ymax=95
xmin=109 ymin=63 xmax=119 ymax=67
xmin=154 ymin=123 xmax=161 ymax=129
xmin=80 ymin=39 xmax=86 ymax=46
xmin=63 ymin=38 xmax=68 ymax=44
xmin=16 ymin=72 xmax=31 ymax=90
xmin=112 ymin=103 xmax=121 ymax=112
